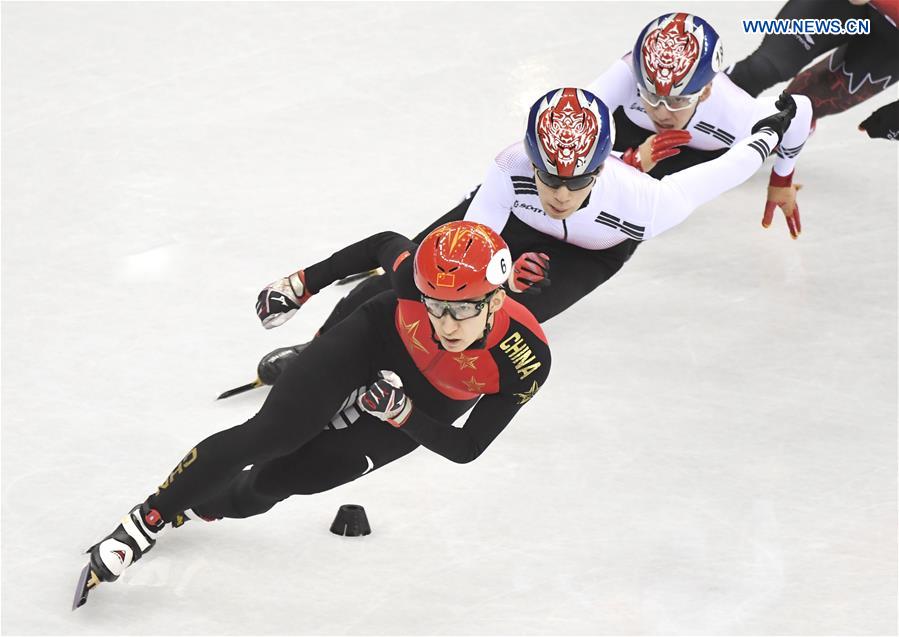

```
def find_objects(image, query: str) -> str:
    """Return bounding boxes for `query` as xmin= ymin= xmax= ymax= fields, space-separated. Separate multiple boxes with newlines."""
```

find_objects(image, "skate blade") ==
xmin=216 ymin=379 xmax=263 ymax=400
xmin=72 ymin=563 xmax=100 ymax=610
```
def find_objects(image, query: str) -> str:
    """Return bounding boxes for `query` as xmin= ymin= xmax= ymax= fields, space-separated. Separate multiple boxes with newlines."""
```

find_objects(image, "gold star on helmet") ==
xmin=399 ymin=308 xmax=429 ymax=354
xmin=514 ymin=381 xmax=541 ymax=405
xmin=462 ymin=376 xmax=486 ymax=393
xmin=453 ymin=352 xmax=479 ymax=371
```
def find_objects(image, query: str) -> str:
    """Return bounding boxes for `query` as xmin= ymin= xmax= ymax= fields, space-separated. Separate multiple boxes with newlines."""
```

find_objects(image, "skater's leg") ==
xmin=727 ymin=0 xmax=863 ymax=96
xmin=317 ymin=274 xmax=392 ymax=334
xmin=147 ymin=309 xmax=378 ymax=521
xmin=784 ymin=16 xmax=898 ymax=121
xmin=193 ymin=416 xmax=420 ymax=519
xmin=86 ymin=308 xmax=382 ymax=583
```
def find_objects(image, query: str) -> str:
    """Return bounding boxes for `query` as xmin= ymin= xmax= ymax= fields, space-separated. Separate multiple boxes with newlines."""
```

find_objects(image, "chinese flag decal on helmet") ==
xmin=436 ymin=272 xmax=456 ymax=288
xmin=414 ymin=221 xmax=511 ymax=301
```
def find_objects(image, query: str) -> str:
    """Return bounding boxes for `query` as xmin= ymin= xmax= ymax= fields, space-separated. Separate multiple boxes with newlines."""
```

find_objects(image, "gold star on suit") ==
xmin=514 ymin=381 xmax=541 ymax=405
xmin=453 ymin=352 xmax=479 ymax=370
xmin=399 ymin=309 xmax=429 ymax=354
xmin=462 ymin=376 xmax=486 ymax=393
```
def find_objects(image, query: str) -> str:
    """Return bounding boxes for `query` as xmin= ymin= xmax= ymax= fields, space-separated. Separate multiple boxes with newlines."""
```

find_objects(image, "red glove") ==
xmin=621 ymin=129 xmax=692 ymax=172
xmin=508 ymin=252 xmax=550 ymax=294
xmin=763 ymin=170 xmax=802 ymax=239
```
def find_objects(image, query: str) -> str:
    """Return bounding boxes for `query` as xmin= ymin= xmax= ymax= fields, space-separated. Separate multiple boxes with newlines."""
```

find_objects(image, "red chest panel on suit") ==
xmin=394 ymin=299 xmax=503 ymax=400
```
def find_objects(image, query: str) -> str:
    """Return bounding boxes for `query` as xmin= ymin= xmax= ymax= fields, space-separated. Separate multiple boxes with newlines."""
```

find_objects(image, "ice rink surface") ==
xmin=2 ymin=1 xmax=897 ymax=635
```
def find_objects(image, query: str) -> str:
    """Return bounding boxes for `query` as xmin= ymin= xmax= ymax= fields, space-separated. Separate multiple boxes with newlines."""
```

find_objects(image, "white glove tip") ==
xmin=379 ymin=370 xmax=402 ymax=387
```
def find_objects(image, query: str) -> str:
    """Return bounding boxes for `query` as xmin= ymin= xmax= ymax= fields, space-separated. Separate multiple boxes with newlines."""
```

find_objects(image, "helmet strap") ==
xmin=471 ymin=292 xmax=498 ymax=349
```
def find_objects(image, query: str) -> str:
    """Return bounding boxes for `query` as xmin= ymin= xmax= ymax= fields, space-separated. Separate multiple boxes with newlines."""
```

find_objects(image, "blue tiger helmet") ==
xmin=633 ymin=13 xmax=724 ymax=97
xmin=524 ymin=87 xmax=614 ymax=177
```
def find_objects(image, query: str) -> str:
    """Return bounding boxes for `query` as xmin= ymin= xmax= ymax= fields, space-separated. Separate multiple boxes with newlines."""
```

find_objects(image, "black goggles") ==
xmin=534 ymin=167 xmax=600 ymax=191
xmin=421 ymin=293 xmax=493 ymax=321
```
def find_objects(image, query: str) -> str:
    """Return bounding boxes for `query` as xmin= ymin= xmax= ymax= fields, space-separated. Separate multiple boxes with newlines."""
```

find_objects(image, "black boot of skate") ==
xmin=256 ymin=342 xmax=309 ymax=385
xmin=87 ymin=501 xmax=165 ymax=583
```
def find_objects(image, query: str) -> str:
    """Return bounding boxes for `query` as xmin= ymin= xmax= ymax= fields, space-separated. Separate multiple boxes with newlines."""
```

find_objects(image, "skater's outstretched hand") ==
xmin=256 ymin=270 xmax=313 ymax=329
xmin=763 ymin=170 xmax=802 ymax=239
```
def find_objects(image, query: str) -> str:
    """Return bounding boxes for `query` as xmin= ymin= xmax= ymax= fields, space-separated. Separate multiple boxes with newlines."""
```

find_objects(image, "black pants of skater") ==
xmin=727 ymin=0 xmax=898 ymax=102
xmin=149 ymin=295 xmax=477 ymax=521
xmin=192 ymin=413 xmax=420 ymax=519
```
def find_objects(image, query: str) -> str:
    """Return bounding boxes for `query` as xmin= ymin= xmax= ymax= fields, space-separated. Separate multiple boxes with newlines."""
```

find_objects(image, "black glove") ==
xmin=859 ymin=100 xmax=899 ymax=140
xmin=751 ymin=92 xmax=798 ymax=145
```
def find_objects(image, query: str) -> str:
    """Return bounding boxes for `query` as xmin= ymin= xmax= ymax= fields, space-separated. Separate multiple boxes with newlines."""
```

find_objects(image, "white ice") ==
xmin=1 ymin=2 xmax=896 ymax=635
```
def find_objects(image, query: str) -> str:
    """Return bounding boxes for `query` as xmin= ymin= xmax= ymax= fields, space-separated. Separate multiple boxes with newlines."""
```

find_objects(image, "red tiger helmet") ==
xmin=525 ymin=87 xmax=613 ymax=177
xmin=633 ymin=13 xmax=724 ymax=97
xmin=414 ymin=221 xmax=512 ymax=301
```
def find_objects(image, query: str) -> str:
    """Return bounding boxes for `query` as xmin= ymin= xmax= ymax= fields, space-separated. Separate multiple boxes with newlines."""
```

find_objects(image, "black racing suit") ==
xmin=146 ymin=232 xmax=551 ymax=520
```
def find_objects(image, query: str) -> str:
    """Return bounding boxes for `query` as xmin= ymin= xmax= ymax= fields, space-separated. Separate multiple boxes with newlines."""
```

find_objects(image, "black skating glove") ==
xmin=859 ymin=101 xmax=899 ymax=140
xmin=751 ymin=92 xmax=797 ymax=145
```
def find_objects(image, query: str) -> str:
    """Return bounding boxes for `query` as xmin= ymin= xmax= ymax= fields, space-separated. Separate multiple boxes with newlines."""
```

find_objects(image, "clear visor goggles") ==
xmin=421 ymin=293 xmax=493 ymax=321
xmin=637 ymin=86 xmax=701 ymax=112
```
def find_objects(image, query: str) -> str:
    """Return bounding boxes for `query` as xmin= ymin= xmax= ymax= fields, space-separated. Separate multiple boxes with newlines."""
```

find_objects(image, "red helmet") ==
xmin=414 ymin=221 xmax=511 ymax=301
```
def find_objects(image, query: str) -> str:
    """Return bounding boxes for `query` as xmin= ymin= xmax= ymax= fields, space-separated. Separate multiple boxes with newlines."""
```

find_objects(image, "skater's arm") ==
xmin=256 ymin=232 xmax=418 ymax=329
xmin=400 ymin=342 xmax=552 ymax=464
xmin=607 ymin=126 xmax=782 ymax=240
xmin=656 ymin=127 xmax=781 ymax=229
xmin=771 ymin=94 xmax=812 ymax=176
xmin=303 ymin=231 xmax=418 ymax=296
xmin=399 ymin=396 xmax=529 ymax=463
